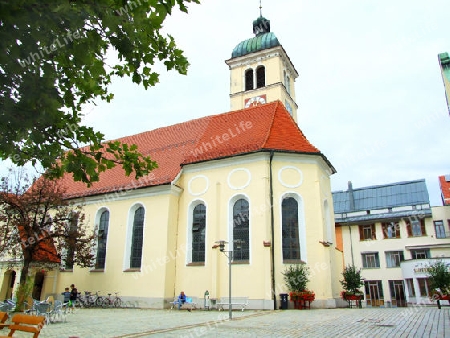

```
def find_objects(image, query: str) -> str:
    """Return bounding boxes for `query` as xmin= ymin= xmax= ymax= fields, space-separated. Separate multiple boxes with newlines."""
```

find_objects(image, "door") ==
xmin=390 ymin=280 xmax=407 ymax=307
xmin=365 ymin=280 xmax=384 ymax=307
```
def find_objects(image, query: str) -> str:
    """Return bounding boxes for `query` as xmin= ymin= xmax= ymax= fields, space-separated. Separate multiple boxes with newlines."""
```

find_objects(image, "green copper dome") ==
xmin=231 ymin=32 xmax=280 ymax=58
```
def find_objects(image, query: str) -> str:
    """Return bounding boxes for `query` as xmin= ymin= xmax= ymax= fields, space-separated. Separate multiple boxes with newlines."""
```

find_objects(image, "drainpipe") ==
xmin=347 ymin=181 xmax=355 ymax=266
xmin=269 ymin=151 xmax=276 ymax=310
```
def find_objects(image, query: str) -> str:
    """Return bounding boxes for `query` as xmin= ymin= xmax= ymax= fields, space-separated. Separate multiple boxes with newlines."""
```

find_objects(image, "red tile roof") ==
xmin=439 ymin=175 xmax=450 ymax=206
xmin=61 ymin=101 xmax=334 ymax=199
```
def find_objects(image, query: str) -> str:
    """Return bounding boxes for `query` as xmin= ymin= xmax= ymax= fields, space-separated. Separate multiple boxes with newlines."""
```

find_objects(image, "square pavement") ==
xmin=10 ymin=305 xmax=449 ymax=338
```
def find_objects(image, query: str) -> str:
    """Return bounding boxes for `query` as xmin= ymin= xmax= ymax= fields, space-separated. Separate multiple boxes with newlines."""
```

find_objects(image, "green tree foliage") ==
xmin=0 ymin=0 xmax=200 ymax=185
xmin=282 ymin=264 xmax=310 ymax=292
xmin=340 ymin=264 xmax=364 ymax=293
xmin=427 ymin=260 xmax=450 ymax=294
xmin=0 ymin=169 xmax=96 ymax=287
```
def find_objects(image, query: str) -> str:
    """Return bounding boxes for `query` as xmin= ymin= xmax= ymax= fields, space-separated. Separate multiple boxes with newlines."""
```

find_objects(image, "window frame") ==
xmin=362 ymin=252 xmax=380 ymax=268
xmin=382 ymin=221 xmax=401 ymax=239
xmin=406 ymin=218 xmax=426 ymax=237
xmin=95 ymin=209 xmax=110 ymax=270
xmin=231 ymin=197 xmax=250 ymax=263
xmin=130 ymin=206 xmax=145 ymax=269
xmin=385 ymin=250 xmax=404 ymax=268
xmin=434 ymin=220 xmax=446 ymax=239
xmin=256 ymin=66 xmax=265 ymax=88
xmin=282 ymin=197 xmax=300 ymax=262
xmin=191 ymin=204 xmax=206 ymax=264
xmin=410 ymin=249 xmax=430 ymax=260
xmin=359 ymin=224 xmax=376 ymax=241
xmin=245 ymin=69 xmax=254 ymax=91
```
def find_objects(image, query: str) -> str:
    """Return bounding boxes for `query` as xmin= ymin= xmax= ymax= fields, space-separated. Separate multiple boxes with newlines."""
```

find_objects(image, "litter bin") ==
xmin=279 ymin=293 xmax=288 ymax=310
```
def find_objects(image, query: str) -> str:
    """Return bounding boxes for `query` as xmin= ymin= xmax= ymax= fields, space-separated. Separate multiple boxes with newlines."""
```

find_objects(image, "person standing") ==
xmin=69 ymin=284 xmax=78 ymax=313
xmin=61 ymin=287 xmax=70 ymax=304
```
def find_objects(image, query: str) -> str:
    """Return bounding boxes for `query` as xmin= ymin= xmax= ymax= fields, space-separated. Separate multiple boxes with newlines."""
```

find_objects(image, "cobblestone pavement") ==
xmin=8 ymin=305 xmax=450 ymax=338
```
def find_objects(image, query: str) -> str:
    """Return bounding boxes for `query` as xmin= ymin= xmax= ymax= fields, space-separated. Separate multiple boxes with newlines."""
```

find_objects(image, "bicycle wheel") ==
xmin=95 ymin=297 xmax=103 ymax=307
xmin=113 ymin=298 xmax=122 ymax=308
xmin=102 ymin=299 xmax=111 ymax=308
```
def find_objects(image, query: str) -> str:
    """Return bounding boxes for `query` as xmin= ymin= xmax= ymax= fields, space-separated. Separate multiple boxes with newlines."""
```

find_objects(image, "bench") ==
xmin=170 ymin=297 xmax=198 ymax=310
xmin=0 ymin=313 xmax=46 ymax=338
xmin=216 ymin=297 xmax=249 ymax=311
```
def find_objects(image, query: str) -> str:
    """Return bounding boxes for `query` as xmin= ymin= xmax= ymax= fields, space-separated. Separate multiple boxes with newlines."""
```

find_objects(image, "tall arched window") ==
xmin=192 ymin=204 xmax=206 ymax=263
xmin=233 ymin=199 xmax=249 ymax=261
xmin=282 ymin=197 xmax=300 ymax=261
xmin=95 ymin=210 xmax=109 ymax=269
xmin=64 ymin=212 xmax=79 ymax=270
xmin=245 ymin=69 xmax=254 ymax=91
xmin=256 ymin=66 xmax=265 ymax=88
xmin=130 ymin=207 xmax=145 ymax=268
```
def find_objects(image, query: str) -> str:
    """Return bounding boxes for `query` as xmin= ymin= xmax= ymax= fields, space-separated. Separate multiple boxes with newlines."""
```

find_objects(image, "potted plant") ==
xmin=282 ymin=264 xmax=315 ymax=309
xmin=340 ymin=264 xmax=364 ymax=305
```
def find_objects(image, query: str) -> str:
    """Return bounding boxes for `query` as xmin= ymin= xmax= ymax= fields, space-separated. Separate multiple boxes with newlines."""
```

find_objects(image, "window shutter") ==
xmin=359 ymin=225 xmax=364 ymax=241
xmin=371 ymin=224 xmax=376 ymax=240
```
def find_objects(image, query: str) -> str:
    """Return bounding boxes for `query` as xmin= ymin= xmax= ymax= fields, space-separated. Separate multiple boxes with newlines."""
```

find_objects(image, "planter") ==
xmin=289 ymin=291 xmax=315 ymax=309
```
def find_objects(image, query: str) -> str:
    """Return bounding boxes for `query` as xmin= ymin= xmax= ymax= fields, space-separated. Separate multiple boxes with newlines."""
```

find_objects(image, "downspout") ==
xmin=347 ymin=181 xmax=355 ymax=266
xmin=269 ymin=151 xmax=276 ymax=310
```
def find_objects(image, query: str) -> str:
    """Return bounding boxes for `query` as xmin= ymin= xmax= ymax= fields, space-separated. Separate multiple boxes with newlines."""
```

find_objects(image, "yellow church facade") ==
xmin=0 ymin=14 xmax=344 ymax=309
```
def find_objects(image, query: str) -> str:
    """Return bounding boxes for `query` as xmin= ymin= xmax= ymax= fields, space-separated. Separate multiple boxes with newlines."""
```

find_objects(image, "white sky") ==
xmin=5 ymin=0 xmax=450 ymax=206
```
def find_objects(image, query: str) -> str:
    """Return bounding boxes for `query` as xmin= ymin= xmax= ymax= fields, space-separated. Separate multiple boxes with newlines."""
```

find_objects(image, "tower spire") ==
xmin=259 ymin=0 xmax=262 ymax=17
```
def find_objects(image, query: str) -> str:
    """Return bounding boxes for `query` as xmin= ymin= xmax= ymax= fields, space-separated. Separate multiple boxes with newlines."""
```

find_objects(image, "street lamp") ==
xmin=215 ymin=239 xmax=244 ymax=320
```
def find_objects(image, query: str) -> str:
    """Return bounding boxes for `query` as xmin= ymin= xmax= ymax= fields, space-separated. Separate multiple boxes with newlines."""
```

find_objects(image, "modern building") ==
xmin=334 ymin=180 xmax=450 ymax=307
xmin=438 ymin=52 xmax=450 ymax=115
xmin=0 ymin=14 xmax=344 ymax=309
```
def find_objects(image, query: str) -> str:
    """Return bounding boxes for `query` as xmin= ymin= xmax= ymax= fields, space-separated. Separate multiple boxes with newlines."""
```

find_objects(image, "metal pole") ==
xmin=229 ymin=251 xmax=232 ymax=320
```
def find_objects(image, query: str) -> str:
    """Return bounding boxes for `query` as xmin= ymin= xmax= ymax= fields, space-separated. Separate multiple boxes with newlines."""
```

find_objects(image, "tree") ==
xmin=0 ymin=0 xmax=200 ymax=185
xmin=0 ymin=168 xmax=96 ymax=288
xmin=427 ymin=260 xmax=450 ymax=295
xmin=340 ymin=264 xmax=364 ymax=294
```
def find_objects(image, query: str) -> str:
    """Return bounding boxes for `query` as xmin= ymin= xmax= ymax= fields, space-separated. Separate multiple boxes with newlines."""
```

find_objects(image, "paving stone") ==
xmin=8 ymin=306 xmax=449 ymax=337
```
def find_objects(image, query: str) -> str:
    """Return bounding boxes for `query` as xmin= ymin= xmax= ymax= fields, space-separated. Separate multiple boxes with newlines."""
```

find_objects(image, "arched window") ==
xmin=282 ymin=197 xmax=300 ymax=261
xmin=256 ymin=66 xmax=265 ymax=88
xmin=130 ymin=207 xmax=145 ymax=268
xmin=192 ymin=204 xmax=206 ymax=263
xmin=245 ymin=69 xmax=254 ymax=91
xmin=95 ymin=210 xmax=109 ymax=269
xmin=64 ymin=212 xmax=79 ymax=270
xmin=233 ymin=199 xmax=249 ymax=261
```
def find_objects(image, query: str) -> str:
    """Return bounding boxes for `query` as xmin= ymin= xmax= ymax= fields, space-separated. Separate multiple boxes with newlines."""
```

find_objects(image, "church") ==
xmin=2 ymin=14 xmax=344 ymax=309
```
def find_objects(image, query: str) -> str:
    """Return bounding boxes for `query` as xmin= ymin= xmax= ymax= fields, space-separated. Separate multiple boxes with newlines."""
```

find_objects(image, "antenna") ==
xmin=259 ymin=0 xmax=262 ymax=17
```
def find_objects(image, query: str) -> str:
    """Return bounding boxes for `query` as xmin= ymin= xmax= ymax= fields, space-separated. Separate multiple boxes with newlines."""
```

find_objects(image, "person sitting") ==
xmin=177 ymin=291 xmax=190 ymax=311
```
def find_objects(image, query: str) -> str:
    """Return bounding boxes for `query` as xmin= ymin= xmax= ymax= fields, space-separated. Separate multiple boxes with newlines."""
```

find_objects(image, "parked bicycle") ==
xmin=84 ymin=291 xmax=103 ymax=307
xmin=102 ymin=292 xmax=122 ymax=308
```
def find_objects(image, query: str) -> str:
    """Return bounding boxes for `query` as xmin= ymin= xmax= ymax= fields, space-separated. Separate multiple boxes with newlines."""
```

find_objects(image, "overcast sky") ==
xmin=5 ymin=1 xmax=450 ymax=206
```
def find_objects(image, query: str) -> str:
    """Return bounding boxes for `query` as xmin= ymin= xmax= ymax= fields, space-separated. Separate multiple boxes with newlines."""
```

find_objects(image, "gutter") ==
xmin=269 ymin=151 xmax=276 ymax=310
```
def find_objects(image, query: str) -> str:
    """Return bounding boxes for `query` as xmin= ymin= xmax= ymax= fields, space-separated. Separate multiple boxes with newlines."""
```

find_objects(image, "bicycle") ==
xmin=86 ymin=291 xmax=103 ymax=307
xmin=102 ymin=292 xmax=122 ymax=308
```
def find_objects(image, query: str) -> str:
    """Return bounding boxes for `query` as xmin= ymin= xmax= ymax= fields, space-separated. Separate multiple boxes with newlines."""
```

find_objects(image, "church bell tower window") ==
xmin=256 ymin=66 xmax=265 ymax=88
xmin=245 ymin=69 xmax=254 ymax=91
xmin=245 ymin=69 xmax=253 ymax=90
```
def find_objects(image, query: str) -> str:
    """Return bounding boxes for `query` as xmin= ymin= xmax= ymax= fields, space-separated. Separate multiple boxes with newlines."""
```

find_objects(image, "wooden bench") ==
xmin=216 ymin=297 xmax=249 ymax=311
xmin=0 ymin=313 xmax=46 ymax=338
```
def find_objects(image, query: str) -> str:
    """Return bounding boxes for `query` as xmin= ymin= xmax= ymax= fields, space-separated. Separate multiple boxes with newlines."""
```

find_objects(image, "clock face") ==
xmin=244 ymin=94 xmax=267 ymax=108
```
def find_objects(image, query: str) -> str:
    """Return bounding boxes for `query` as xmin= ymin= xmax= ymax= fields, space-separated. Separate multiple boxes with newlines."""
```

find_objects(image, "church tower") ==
xmin=225 ymin=13 xmax=299 ymax=122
